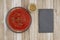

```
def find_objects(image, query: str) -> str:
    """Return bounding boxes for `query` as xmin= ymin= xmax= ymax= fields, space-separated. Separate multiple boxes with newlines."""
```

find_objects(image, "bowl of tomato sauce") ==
xmin=6 ymin=7 xmax=32 ymax=33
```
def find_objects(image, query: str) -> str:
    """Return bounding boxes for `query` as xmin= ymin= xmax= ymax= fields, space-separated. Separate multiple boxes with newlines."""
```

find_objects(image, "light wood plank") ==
xmin=29 ymin=0 xmax=38 ymax=40
xmin=37 ymin=0 xmax=43 ymax=9
xmin=34 ymin=10 xmax=38 ymax=40
xmin=5 ymin=0 xmax=14 ymax=40
xmin=0 ymin=0 xmax=4 ymax=40
xmin=54 ymin=0 xmax=60 ymax=40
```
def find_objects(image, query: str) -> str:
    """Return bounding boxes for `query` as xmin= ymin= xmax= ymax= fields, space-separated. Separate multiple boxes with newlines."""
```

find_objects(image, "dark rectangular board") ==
xmin=38 ymin=9 xmax=54 ymax=33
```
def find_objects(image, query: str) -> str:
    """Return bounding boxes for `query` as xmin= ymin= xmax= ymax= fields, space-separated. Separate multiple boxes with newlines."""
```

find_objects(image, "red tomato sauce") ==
xmin=6 ymin=7 xmax=31 ymax=32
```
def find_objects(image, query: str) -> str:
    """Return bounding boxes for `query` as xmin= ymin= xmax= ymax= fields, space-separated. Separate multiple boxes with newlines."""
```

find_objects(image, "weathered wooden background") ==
xmin=0 ymin=0 xmax=60 ymax=40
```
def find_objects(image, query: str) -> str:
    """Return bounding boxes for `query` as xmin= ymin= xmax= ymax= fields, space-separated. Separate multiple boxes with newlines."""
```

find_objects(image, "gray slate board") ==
xmin=38 ymin=9 xmax=54 ymax=33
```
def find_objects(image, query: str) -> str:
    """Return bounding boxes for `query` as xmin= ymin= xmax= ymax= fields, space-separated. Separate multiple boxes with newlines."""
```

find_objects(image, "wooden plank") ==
xmin=0 ymin=0 xmax=4 ymax=40
xmin=33 ymin=8 xmax=38 ymax=40
xmin=29 ymin=0 xmax=38 ymax=40
xmin=21 ymin=0 xmax=30 ymax=40
xmin=4 ymin=0 xmax=14 ymax=40
xmin=54 ymin=0 xmax=60 ymax=40
xmin=37 ymin=0 xmax=43 ymax=9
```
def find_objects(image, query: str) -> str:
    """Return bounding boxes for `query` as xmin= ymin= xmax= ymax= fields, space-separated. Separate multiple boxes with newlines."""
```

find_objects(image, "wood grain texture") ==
xmin=54 ymin=0 xmax=60 ymax=40
xmin=29 ymin=0 xmax=38 ymax=40
xmin=0 ymin=0 xmax=60 ymax=40
xmin=5 ymin=0 xmax=14 ymax=40
xmin=0 ymin=0 xmax=4 ymax=40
